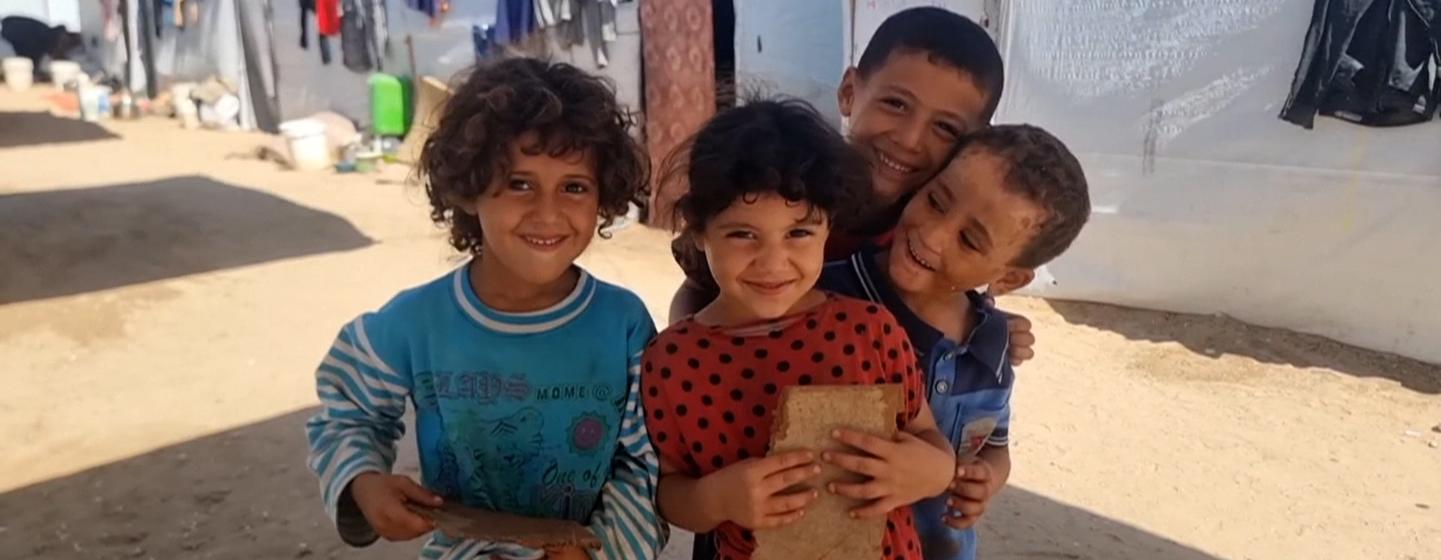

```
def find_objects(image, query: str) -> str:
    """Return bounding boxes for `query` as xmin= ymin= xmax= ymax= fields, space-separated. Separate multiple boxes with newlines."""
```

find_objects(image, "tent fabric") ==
xmin=992 ymin=0 xmax=1441 ymax=363
xmin=639 ymin=0 xmax=715 ymax=227
xmin=732 ymin=0 xmax=844 ymax=124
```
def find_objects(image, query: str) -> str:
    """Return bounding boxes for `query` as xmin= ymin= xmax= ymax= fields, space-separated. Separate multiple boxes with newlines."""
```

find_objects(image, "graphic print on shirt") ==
xmin=443 ymin=404 xmax=547 ymax=512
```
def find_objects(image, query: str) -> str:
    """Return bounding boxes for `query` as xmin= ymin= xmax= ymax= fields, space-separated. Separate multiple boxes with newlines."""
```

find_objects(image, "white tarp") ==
xmin=734 ymin=0 xmax=845 ymax=123
xmin=994 ymin=0 xmax=1441 ymax=364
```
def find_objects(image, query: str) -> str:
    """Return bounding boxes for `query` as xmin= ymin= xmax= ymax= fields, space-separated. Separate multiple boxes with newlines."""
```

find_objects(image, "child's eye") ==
xmin=786 ymin=228 xmax=816 ymax=239
xmin=926 ymin=191 xmax=945 ymax=213
xmin=934 ymin=121 xmax=961 ymax=139
xmin=724 ymin=231 xmax=757 ymax=240
xmin=960 ymin=231 xmax=981 ymax=252
xmin=881 ymin=97 xmax=907 ymax=111
xmin=508 ymin=179 xmax=534 ymax=191
xmin=562 ymin=181 xmax=591 ymax=194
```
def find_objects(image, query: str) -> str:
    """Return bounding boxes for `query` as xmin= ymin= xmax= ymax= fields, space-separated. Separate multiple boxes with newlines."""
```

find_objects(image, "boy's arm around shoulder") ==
xmin=585 ymin=295 xmax=669 ymax=559
xmin=304 ymin=312 xmax=413 ymax=546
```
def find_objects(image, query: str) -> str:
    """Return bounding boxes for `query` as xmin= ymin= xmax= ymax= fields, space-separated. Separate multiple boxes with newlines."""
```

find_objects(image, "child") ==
xmin=820 ymin=124 xmax=1092 ymax=559
xmin=642 ymin=98 xmax=958 ymax=560
xmin=665 ymin=7 xmax=1034 ymax=366
xmin=304 ymin=58 xmax=665 ymax=560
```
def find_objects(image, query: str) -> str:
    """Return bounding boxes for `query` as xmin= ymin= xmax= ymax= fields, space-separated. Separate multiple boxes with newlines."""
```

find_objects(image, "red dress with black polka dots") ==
xmin=642 ymin=294 xmax=928 ymax=560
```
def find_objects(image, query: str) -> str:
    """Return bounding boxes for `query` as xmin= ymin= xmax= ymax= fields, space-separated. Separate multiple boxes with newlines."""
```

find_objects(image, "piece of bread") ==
xmin=753 ymin=384 xmax=904 ymax=560
xmin=409 ymin=502 xmax=602 ymax=550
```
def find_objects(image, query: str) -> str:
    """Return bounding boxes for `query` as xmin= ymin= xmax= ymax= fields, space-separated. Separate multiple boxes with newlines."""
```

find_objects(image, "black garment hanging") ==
xmin=300 ymin=0 xmax=313 ymax=48
xmin=341 ymin=0 xmax=374 ymax=71
xmin=1280 ymin=0 xmax=1441 ymax=128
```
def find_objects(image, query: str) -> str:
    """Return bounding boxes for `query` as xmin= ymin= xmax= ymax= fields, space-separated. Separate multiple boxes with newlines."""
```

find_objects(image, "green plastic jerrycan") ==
xmin=370 ymin=73 xmax=414 ymax=137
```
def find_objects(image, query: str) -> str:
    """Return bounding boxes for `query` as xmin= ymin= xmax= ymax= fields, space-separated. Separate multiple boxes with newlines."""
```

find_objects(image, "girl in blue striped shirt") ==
xmin=304 ymin=58 xmax=664 ymax=560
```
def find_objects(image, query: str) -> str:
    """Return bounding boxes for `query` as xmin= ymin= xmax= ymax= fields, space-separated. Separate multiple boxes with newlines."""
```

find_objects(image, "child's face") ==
xmin=887 ymin=150 xmax=1041 ymax=298
xmin=466 ymin=134 xmax=601 ymax=286
xmin=699 ymin=193 xmax=830 ymax=322
xmin=839 ymin=50 xmax=991 ymax=207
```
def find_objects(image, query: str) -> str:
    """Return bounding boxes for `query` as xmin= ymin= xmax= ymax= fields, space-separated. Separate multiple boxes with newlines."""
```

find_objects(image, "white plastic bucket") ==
xmin=48 ymin=60 xmax=82 ymax=88
xmin=279 ymin=119 xmax=332 ymax=171
xmin=171 ymin=83 xmax=200 ymax=128
xmin=3 ymin=57 xmax=34 ymax=91
xmin=79 ymin=85 xmax=112 ymax=122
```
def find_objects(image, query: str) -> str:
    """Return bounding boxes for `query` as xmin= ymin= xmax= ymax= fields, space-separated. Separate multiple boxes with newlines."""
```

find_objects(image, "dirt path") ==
xmin=1 ymin=87 xmax=1437 ymax=560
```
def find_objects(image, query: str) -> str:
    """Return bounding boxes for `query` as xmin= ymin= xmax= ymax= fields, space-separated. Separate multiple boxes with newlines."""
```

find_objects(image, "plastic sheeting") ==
xmin=996 ymin=0 xmax=1441 ymax=363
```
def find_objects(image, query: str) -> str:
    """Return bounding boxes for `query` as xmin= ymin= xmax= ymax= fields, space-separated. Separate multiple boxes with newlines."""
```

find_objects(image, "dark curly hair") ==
xmin=417 ymin=57 xmax=649 ymax=255
xmin=663 ymin=98 xmax=872 ymax=237
xmin=954 ymin=124 xmax=1090 ymax=268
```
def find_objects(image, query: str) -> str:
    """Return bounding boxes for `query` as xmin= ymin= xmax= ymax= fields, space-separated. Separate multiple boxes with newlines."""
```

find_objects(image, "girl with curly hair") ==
xmin=305 ymin=57 xmax=664 ymax=560
xmin=640 ymin=99 xmax=957 ymax=560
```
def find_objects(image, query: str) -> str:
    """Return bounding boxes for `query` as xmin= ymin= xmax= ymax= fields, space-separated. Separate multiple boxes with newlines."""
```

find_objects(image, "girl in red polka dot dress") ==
xmin=641 ymin=99 xmax=957 ymax=560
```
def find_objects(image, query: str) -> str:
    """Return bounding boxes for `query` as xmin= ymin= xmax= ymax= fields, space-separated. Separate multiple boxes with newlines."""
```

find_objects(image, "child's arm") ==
xmin=584 ymin=311 xmax=667 ymax=560
xmin=304 ymin=315 xmax=434 ymax=546
xmin=826 ymin=310 xmax=956 ymax=518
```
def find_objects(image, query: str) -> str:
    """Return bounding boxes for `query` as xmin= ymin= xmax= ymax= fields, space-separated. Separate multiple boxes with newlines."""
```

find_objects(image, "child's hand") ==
xmin=544 ymin=545 xmax=591 ymax=560
xmin=824 ymin=429 xmax=955 ymax=519
xmin=944 ymin=459 xmax=996 ymax=529
xmin=1006 ymin=313 xmax=1036 ymax=366
xmin=699 ymin=450 xmax=822 ymax=530
xmin=349 ymin=472 xmax=443 ymax=541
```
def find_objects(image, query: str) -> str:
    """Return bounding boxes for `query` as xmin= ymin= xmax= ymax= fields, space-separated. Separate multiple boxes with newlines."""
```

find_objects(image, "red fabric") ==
xmin=316 ymin=0 xmax=341 ymax=36
xmin=642 ymin=296 xmax=926 ymax=560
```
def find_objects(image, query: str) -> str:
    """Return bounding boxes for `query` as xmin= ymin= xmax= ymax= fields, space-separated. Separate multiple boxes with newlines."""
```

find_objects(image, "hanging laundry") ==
xmin=299 ymin=0 xmax=313 ymax=49
xmin=472 ymin=24 xmax=495 ymax=59
xmin=494 ymin=0 xmax=536 ymax=45
xmin=299 ymin=0 xmax=333 ymax=65
xmin=316 ymin=0 xmax=342 ymax=37
xmin=102 ymin=0 xmax=120 ymax=41
xmin=1280 ymin=0 xmax=1441 ymax=128
xmin=366 ymin=0 xmax=390 ymax=62
xmin=580 ymin=0 xmax=620 ymax=67
xmin=405 ymin=0 xmax=441 ymax=17
xmin=341 ymin=0 xmax=374 ymax=71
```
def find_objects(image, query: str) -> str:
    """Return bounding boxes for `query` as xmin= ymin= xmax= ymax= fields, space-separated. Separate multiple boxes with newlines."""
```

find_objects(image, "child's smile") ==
xmin=698 ymin=193 xmax=831 ymax=324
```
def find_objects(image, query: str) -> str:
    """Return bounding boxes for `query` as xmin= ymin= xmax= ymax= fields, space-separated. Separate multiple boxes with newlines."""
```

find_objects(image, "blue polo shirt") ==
xmin=818 ymin=247 xmax=1013 ymax=560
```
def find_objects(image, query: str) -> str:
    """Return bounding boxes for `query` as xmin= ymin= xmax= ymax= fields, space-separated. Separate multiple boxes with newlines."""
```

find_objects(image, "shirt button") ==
xmin=935 ymin=380 xmax=950 ymax=394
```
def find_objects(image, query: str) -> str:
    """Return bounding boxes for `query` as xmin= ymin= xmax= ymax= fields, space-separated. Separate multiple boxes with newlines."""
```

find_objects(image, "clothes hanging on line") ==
xmin=298 ymin=0 xmax=333 ymax=65
xmin=1280 ymin=0 xmax=1441 ymax=128
xmin=316 ymin=0 xmax=341 ymax=36
xmin=494 ymin=0 xmax=536 ymax=45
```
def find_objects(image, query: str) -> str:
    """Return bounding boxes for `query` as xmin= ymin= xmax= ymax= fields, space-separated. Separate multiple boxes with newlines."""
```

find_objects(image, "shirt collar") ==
xmin=851 ymin=247 xmax=1010 ymax=376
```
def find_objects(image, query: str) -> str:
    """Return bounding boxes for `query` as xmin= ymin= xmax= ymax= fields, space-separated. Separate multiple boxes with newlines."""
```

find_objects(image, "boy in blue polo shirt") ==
xmin=819 ymin=124 xmax=1091 ymax=559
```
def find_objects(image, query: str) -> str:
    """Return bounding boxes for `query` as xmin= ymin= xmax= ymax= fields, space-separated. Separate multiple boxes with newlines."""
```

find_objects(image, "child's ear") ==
xmin=838 ymin=67 xmax=860 ymax=118
xmin=987 ymin=268 xmax=1036 ymax=297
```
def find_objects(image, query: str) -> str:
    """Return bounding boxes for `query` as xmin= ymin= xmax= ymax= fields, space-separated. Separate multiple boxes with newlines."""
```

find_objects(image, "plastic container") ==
xmin=3 ymin=57 xmax=34 ymax=91
xmin=79 ymin=85 xmax=112 ymax=121
xmin=48 ymin=60 xmax=82 ymax=88
xmin=279 ymin=119 xmax=332 ymax=171
xmin=171 ymin=83 xmax=200 ymax=128
xmin=369 ymin=73 xmax=413 ymax=137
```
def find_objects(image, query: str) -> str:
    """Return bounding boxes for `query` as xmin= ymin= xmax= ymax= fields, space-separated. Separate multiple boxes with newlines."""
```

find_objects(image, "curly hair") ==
xmin=954 ymin=124 xmax=1091 ymax=268
xmin=662 ymin=98 xmax=872 ymax=237
xmin=417 ymin=57 xmax=649 ymax=255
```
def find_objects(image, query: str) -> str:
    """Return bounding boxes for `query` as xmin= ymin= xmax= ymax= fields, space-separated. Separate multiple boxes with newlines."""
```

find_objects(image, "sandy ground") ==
xmin=2 ymin=86 xmax=1439 ymax=560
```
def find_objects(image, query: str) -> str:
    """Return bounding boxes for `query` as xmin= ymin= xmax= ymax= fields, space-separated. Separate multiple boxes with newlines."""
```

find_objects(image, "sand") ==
xmin=1 ymin=87 xmax=1438 ymax=560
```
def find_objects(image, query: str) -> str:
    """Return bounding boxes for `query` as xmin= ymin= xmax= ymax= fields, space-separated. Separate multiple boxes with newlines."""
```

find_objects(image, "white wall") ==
xmin=995 ymin=0 xmax=1441 ymax=363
